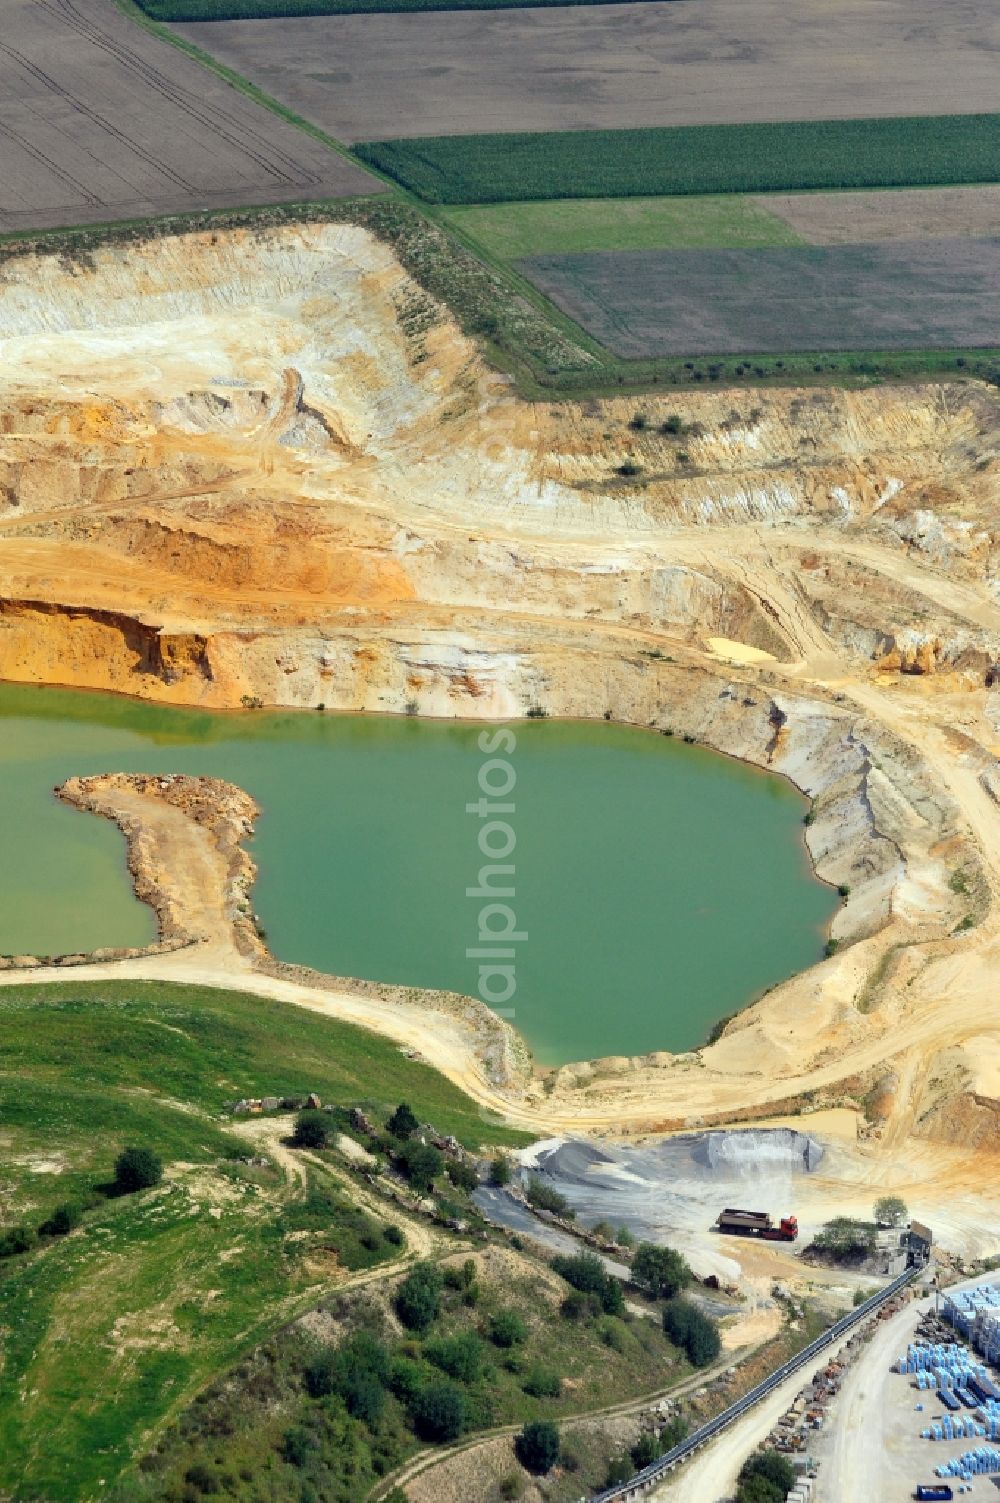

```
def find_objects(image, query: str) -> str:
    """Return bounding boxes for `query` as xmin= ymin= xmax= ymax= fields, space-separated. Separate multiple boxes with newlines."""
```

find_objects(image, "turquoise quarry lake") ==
xmin=0 ymin=686 xmax=836 ymax=1064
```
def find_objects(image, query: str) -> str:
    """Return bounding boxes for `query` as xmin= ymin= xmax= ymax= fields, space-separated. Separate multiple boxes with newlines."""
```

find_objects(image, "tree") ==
xmin=631 ymin=1242 xmax=692 ymax=1300
xmin=410 ymin=1381 xmax=466 ymax=1442
xmin=662 ymin=1298 xmax=721 ymax=1367
xmin=490 ymin=1309 xmax=527 ymax=1348
xmin=395 ymin=1262 xmax=443 ymax=1332
xmin=292 ymin=1110 xmax=330 ymax=1149
xmin=490 ymin=1155 xmax=512 ymax=1186
xmin=514 ymin=1420 xmax=560 ymax=1474
xmin=398 ymin=1139 xmax=443 ymax=1192
xmin=874 ymin=1195 xmax=908 ymax=1227
xmin=114 ymin=1146 xmax=163 ymax=1194
xmin=387 ymin=1102 xmax=419 ymax=1139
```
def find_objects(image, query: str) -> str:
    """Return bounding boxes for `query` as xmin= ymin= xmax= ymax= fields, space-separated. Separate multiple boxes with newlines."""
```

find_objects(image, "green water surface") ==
xmin=0 ymin=686 xmax=836 ymax=1063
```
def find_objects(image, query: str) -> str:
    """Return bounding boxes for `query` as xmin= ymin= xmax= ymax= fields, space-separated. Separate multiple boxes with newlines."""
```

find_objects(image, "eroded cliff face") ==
xmin=1 ymin=223 xmax=999 ymax=1154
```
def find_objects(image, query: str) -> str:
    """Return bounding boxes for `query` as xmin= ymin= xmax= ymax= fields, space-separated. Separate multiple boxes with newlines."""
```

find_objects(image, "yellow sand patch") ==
xmin=705 ymin=637 xmax=776 ymax=665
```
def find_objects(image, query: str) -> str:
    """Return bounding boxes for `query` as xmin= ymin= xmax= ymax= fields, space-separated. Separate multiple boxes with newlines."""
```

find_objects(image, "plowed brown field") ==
xmin=0 ymin=0 xmax=380 ymax=234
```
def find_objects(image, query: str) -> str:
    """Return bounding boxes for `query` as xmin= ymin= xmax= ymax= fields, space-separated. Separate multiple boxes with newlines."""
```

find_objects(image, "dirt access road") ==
xmin=0 ymin=0 xmax=379 ymax=233
xmin=175 ymin=0 xmax=1000 ymax=142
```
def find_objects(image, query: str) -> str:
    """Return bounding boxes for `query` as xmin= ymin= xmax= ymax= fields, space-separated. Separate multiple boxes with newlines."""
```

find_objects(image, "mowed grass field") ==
xmin=357 ymin=115 xmax=1000 ymax=204
xmin=171 ymin=0 xmax=1000 ymax=144
xmin=440 ymin=195 xmax=803 ymax=260
xmin=520 ymin=238 xmax=1000 ymax=359
xmin=0 ymin=980 xmax=528 ymax=1499
xmin=0 ymin=0 xmax=378 ymax=235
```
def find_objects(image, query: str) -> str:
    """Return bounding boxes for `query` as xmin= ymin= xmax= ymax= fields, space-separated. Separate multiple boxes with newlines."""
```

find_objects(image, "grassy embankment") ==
xmin=0 ymin=980 xmax=529 ymax=1500
xmin=115 ymin=1251 xmax=696 ymax=1503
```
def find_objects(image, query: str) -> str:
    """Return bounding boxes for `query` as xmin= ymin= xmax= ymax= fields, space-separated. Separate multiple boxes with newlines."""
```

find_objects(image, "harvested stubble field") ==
xmin=758 ymin=183 xmax=1000 ymax=245
xmin=0 ymin=0 xmax=379 ymax=234
xmin=173 ymin=0 xmax=1000 ymax=143
xmin=520 ymin=238 xmax=1000 ymax=359
xmin=357 ymin=116 xmax=1000 ymax=204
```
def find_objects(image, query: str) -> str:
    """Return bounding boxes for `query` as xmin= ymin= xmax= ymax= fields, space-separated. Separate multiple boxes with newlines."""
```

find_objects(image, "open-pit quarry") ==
xmin=1 ymin=221 xmax=999 ymax=1260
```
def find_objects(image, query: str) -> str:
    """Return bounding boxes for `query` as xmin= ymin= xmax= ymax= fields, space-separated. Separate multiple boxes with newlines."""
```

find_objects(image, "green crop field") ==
xmin=138 ymin=0 xmax=680 ymax=15
xmin=441 ymin=195 xmax=803 ymax=261
xmin=0 ymin=980 xmax=529 ymax=1498
xmin=356 ymin=114 xmax=1000 ymax=204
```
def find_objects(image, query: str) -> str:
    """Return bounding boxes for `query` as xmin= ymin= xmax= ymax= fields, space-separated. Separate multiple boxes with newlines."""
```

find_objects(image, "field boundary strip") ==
xmin=354 ymin=115 xmax=1000 ymax=204
xmin=139 ymin=0 xmax=701 ymax=17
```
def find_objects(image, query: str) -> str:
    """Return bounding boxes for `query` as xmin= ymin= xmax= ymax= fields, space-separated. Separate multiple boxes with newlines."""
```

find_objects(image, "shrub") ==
xmin=604 ymin=1455 xmax=634 ymax=1486
xmin=525 ymin=1175 xmax=570 ymax=1215
xmin=446 ymin=1158 xmax=479 ymax=1191
xmin=388 ymin=1354 xmax=426 ymax=1404
xmin=736 ymin=1449 xmax=797 ymax=1503
xmin=384 ymin=1223 xmax=404 ymax=1246
xmin=0 ymin=1225 xmax=34 ymax=1259
xmin=661 ymin=413 xmax=685 ymax=435
xmin=551 ymin=1252 xmax=623 ymax=1314
xmin=343 ymin=1368 xmax=385 ymax=1425
xmin=304 ymin=1330 xmax=390 ymax=1402
xmin=490 ymin=1309 xmax=527 ymax=1348
xmin=114 ymin=1146 xmax=163 ymax=1193
xmin=38 ymin=1204 xmax=80 ymax=1238
xmin=387 ymin=1102 xmax=419 ymax=1139
xmin=631 ymin=1431 xmax=661 ymax=1467
xmin=514 ymin=1419 xmax=560 ymax=1474
xmin=410 ymin=1380 xmax=466 ymax=1441
xmin=398 ymin=1139 xmax=443 ymax=1192
xmin=616 ymin=460 xmax=643 ymax=478
xmin=631 ymin=1242 xmax=692 ymax=1300
xmin=662 ymin=1298 xmax=721 ymax=1366
xmin=628 ymin=413 xmax=650 ymax=431
xmin=395 ymin=1263 xmax=443 ymax=1332
xmin=616 ymin=1225 xmax=635 ymax=1247
xmin=522 ymin=1366 xmax=561 ymax=1398
xmin=489 ymin=1155 xmax=512 ymax=1186
xmin=292 ymin=1110 xmax=330 ymax=1149
xmin=281 ymin=1428 xmax=314 ymax=1468
xmin=424 ymin=1332 xmax=484 ymax=1383
xmin=811 ymin=1216 xmax=878 ymax=1263
xmin=184 ymin=1462 xmax=220 ymax=1493
xmin=499 ymin=1475 xmax=526 ymax=1500
xmin=560 ymin=1288 xmax=602 ymax=1322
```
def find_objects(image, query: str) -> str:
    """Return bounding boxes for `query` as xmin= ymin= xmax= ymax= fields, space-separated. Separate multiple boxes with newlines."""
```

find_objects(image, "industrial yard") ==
xmin=813 ymin=1276 xmax=1000 ymax=1503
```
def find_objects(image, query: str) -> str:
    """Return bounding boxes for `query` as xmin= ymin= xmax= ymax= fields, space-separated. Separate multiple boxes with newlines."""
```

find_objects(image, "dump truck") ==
xmin=715 ymin=1208 xmax=798 ymax=1241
